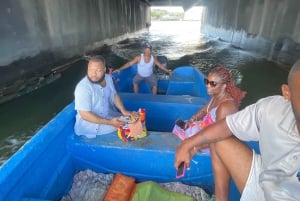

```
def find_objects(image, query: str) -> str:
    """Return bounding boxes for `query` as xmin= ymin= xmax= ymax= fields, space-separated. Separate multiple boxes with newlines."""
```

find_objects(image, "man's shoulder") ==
xmin=255 ymin=95 xmax=291 ymax=117
xmin=105 ymin=74 xmax=113 ymax=82
xmin=256 ymin=95 xmax=286 ymax=106
xmin=77 ymin=76 xmax=88 ymax=84
xmin=75 ymin=77 xmax=90 ymax=90
xmin=230 ymin=95 xmax=286 ymax=118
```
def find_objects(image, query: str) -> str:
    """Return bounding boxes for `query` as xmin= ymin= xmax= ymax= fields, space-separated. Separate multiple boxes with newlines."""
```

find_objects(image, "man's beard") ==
xmin=88 ymin=74 xmax=105 ymax=84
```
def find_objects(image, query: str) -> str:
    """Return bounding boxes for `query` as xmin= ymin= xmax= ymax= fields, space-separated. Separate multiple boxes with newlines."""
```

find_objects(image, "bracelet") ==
xmin=193 ymin=146 xmax=199 ymax=154
xmin=191 ymin=115 xmax=197 ymax=121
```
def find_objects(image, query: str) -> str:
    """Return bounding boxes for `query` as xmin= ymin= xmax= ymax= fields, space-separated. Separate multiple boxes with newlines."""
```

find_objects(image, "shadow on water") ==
xmin=0 ymin=21 xmax=290 ymax=165
xmin=239 ymin=60 xmax=288 ymax=108
xmin=0 ymin=60 xmax=87 ymax=164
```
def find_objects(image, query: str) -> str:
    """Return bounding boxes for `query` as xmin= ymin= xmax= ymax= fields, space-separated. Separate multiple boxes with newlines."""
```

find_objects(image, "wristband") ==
xmin=193 ymin=146 xmax=199 ymax=154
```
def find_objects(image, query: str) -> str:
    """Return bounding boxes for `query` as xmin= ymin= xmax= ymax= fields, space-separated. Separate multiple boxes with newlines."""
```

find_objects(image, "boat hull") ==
xmin=0 ymin=102 xmax=214 ymax=200
xmin=0 ymin=66 xmax=257 ymax=201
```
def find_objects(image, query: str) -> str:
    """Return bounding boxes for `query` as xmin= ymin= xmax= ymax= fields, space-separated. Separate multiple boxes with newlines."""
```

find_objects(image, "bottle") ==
xmin=139 ymin=108 xmax=146 ymax=123
xmin=125 ymin=128 xmax=130 ymax=133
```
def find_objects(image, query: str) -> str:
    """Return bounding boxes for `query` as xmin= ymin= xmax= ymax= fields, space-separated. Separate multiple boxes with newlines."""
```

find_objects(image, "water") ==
xmin=0 ymin=21 xmax=288 ymax=165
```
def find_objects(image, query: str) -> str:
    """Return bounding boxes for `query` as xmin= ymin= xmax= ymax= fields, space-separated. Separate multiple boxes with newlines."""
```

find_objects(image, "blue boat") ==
xmin=113 ymin=64 xmax=210 ymax=131
xmin=0 ymin=65 xmax=246 ymax=201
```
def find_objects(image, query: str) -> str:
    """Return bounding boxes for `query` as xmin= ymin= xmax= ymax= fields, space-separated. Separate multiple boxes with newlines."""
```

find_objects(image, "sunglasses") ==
xmin=204 ymin=78 xmax=223 ymax=87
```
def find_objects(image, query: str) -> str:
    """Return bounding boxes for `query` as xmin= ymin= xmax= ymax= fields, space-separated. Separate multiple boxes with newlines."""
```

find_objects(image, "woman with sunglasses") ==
xmin=178 ymin=66 xmax=246 ymax=201
xmin=188 ymin=67 xmax=245 ymax=126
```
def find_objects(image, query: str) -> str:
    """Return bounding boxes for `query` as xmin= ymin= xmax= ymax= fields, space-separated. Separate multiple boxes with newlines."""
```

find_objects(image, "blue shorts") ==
xmin=133 ymin=74 xmax=157 ymax=87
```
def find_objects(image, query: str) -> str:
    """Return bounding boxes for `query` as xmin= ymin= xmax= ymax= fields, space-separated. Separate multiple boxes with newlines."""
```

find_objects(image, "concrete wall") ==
xmin=201 ymin=0 xmax=300 ymax=66
xmin=2 ymin=0 xmax=300 ymax=87
xmin=0 ymin=0 xmax=150 ymax=86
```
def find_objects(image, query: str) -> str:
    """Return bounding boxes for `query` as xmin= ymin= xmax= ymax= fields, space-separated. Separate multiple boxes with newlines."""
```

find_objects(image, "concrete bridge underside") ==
xmin=0 ymin=0 xmax=300 ymax=103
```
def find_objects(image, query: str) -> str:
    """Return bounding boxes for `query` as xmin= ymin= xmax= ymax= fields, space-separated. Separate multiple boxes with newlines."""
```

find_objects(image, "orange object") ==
xmin=139 ymin=108 xmax=146 ymax=123
xmin=103 ymin=173 xmax=136 ymax=201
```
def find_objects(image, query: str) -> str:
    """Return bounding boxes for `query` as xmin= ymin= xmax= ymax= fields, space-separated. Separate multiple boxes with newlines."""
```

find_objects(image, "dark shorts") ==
xmin=133 ymin=74 xmax=157 ymax=87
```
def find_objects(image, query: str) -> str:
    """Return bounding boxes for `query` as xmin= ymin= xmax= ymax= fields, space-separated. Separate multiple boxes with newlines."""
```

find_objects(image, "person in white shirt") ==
xmin=116 ymin=43 xmax=173 ymax=94
xmin=175 ymin=60 xmax=300 ymax=201
xmin=74 ymin=55 xmax=134 ymax=138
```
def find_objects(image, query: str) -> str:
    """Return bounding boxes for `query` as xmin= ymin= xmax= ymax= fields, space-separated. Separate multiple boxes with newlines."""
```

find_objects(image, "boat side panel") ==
xmin=0 ymin=103 xmax=77 ymax=201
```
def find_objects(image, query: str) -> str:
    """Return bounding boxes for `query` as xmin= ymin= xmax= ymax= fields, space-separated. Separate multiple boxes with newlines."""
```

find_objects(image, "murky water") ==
xmin=0 ymin=21 xmax=288 ymax=165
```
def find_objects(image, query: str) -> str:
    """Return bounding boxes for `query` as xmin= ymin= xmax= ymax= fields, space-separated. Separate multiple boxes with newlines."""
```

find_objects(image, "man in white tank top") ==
xmin=116 ymin=43 xmax=173 ymax=94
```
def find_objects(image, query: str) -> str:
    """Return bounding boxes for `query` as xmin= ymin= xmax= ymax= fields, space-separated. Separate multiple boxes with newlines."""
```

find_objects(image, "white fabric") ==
xmin=74 ymin=75 xmax=120 ymax=137
xmin=240 ymin=150 xmax=265 ymax=201
xmin=226 ymin=95 xmax=300 ymax=201
xmin=137 ymin=53 xmax=154 ymax=77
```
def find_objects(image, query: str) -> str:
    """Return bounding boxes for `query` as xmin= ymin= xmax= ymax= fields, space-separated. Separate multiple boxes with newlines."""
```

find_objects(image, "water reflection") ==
xmin=0 ymin=21 xmax=288 ymax=165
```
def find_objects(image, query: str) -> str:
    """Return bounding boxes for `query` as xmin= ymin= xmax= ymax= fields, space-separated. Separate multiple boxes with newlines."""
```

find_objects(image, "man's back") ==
xmin=226 ymin=95 xmax=300 ymax=200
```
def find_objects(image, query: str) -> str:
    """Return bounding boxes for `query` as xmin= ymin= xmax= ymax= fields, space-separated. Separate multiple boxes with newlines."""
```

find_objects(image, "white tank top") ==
xmin=137 ymin=54 xmax=154 ymax=77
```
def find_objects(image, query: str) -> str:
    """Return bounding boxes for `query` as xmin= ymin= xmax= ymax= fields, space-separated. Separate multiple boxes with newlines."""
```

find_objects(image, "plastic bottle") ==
xmin=139 ymin=108 xmax=146 ymax=123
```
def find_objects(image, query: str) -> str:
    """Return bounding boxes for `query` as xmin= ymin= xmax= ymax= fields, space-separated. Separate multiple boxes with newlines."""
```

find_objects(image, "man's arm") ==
xmin=116 ymin=55 xmax=141 ymax=72
xmin=175 ymin=119 xmax=232 ymax=168
xmin=78 ymin=110 xmax=110 ymax=125
xmin=154 ymin=58 xmax=173 ymax=75
xmin=113 ymin=93 xmax=132 ymax=116
xmin=78 ymin=110 xmax=125 ymax=128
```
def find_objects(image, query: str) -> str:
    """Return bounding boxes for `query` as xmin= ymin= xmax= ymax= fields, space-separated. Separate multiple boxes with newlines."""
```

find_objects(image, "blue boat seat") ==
xmin=167 ymin=75 xmax=196 ymax=96
xmin=67 ymin=130 xmax=215 ymax=193
xmin=166 ymin=66 xmax=208 ymax=97
xmin=119 ymin=93 xmax=209 ymax=131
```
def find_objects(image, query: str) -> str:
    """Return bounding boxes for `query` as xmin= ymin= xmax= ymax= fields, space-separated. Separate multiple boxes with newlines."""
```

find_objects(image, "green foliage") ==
xmin=151 ymin=9 xmax=184 ymax=20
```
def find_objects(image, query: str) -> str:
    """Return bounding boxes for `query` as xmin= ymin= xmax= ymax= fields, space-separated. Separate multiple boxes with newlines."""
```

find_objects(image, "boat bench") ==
xmin=119 ymin=93 xmax=208 ymax=131
xmin=166 ymin=66 xmax=208 ymax=97
xmin=166 ymin=75 xmax=196 ymax=96
xmin=67 ymin=131 xmax=181 ymax=180
xmin=67 ymin=130 xmax=214 ymax=189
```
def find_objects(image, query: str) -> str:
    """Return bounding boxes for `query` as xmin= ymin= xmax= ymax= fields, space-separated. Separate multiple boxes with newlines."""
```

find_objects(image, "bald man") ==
xmin=175 ymin=60 xmax=300 ymax=201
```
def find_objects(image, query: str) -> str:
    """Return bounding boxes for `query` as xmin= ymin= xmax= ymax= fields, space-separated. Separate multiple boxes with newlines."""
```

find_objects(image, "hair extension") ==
xmin=210 ymin=67 xmax=246 ymax=107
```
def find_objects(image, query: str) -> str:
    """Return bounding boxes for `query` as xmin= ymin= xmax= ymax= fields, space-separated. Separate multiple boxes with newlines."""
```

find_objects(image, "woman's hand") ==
xmin=184 ymin=121 xmax=190 ymax=129
xmin=190 ymin=114 xmax=197 ymax=122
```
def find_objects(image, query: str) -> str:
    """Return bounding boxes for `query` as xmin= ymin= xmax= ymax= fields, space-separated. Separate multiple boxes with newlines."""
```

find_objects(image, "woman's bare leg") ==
xmin=213 ymin=136 xmax=253 ymax=193
xmin=210 ymin=143 xmax=230 ymax=201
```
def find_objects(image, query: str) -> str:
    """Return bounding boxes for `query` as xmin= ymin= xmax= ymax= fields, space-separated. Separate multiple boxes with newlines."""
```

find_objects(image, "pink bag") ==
xmin=172 ymin=121 xmax=202 ymax=140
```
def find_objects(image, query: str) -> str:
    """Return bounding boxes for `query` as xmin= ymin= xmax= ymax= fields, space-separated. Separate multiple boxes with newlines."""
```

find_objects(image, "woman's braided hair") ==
xmin=210 ymin=67 xmax=246 ymax=107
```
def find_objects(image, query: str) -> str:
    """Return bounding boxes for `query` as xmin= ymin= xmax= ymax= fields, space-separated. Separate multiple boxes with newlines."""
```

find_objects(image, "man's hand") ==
xmin=122 ymin=110 xmax=138 ymax=118
xmin=110 ymin=117 xmax=126 ymax=128
xmin=174 ymin=139 xmax=193 ymax=170
xmin=113 ymin=69 xmax=121 ymax=73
